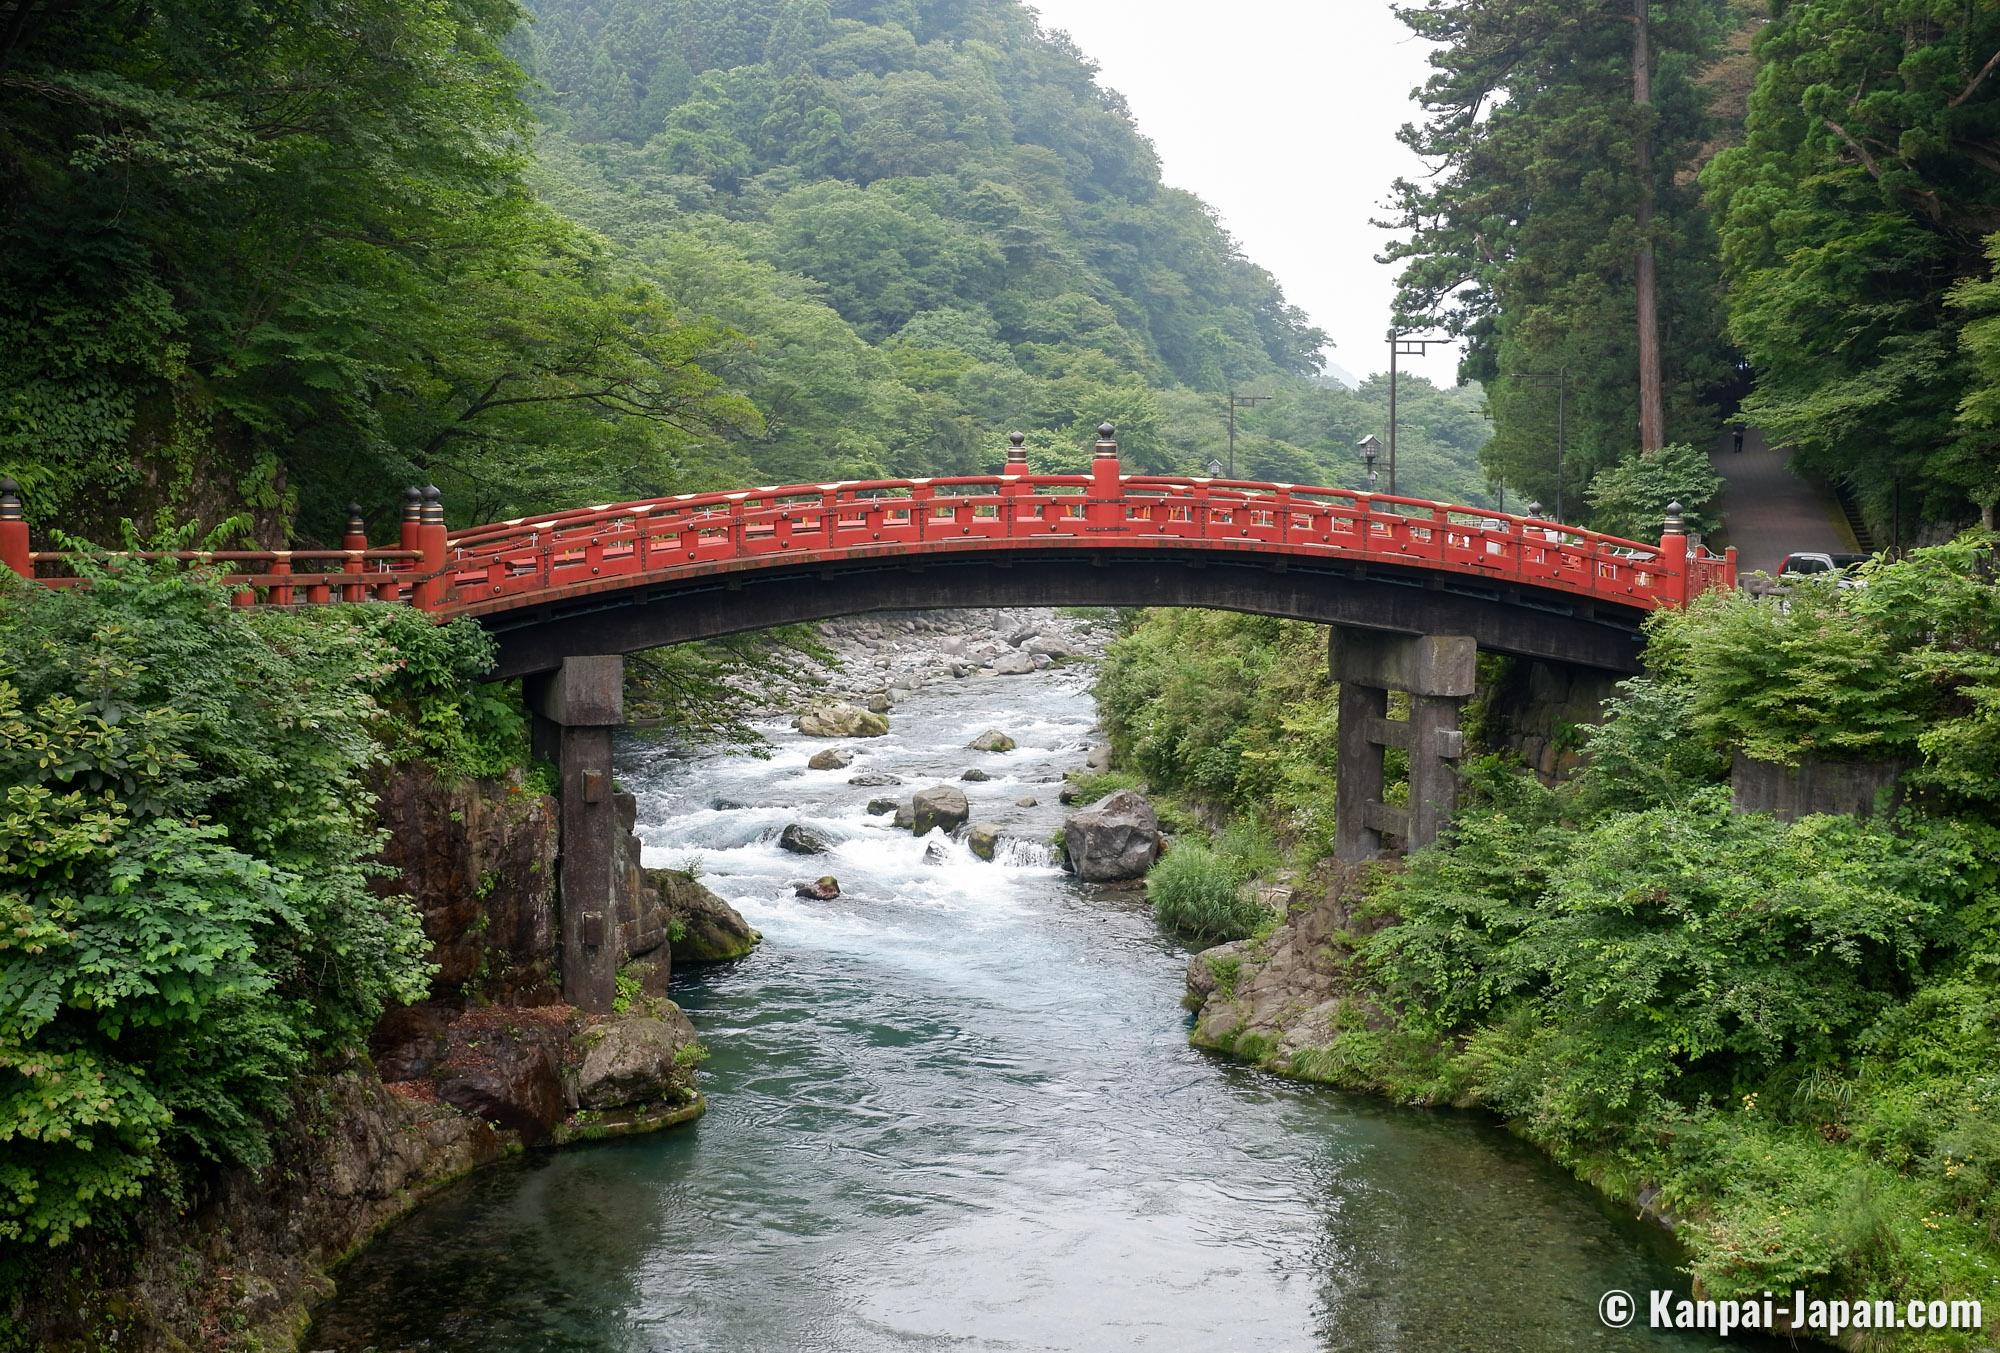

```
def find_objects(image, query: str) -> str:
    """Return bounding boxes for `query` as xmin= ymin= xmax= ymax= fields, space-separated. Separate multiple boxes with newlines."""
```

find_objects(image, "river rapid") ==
xmin=309 ymin=618 xmax=1733 ymax=1352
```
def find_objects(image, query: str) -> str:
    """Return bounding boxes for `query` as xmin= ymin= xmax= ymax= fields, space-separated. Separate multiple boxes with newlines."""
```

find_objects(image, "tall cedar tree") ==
xmin=1384 ymin=0 xmax=1733 ymax=513
xmin=1706 ymin=1 xmax=2000 ymax=531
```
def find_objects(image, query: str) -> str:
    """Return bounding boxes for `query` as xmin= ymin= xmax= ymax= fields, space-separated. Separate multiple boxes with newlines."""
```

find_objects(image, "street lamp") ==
xmin=1357 ymin=435 xmax=1381 ymax=485
xmin=1518 ymin=368 xmax=1570 ymax=520
xmin=1387 ymin=328 xmax=1451 ymax=495
xmin=1226 ymin=390 xmax=1271 ymax=478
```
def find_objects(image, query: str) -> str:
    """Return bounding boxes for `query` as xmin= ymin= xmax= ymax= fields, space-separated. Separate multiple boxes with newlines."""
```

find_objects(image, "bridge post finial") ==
xmin=400 ymin=486 xmax=424 ymax=552
xmin=1003 ymin=430 xmax=1028 ymax=477
xmin=420 ymin=484 xmax=444 ymax=527
xmin=342 ymin=503 xmax=368 ymax=550
xmin=0 ymin=477 xmax=28 ymax=579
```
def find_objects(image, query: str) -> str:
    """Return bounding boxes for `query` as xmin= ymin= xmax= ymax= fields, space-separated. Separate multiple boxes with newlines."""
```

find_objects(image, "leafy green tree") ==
xmin=1386 ymin=0 xmax=1733 ymax=514
xmin=1706 ymin=1 xmax=2000 ymax=530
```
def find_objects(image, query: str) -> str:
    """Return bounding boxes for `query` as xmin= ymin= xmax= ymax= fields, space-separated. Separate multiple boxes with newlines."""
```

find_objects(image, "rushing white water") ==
xmin=310 ymin=650 xmax=1745 ymax=1353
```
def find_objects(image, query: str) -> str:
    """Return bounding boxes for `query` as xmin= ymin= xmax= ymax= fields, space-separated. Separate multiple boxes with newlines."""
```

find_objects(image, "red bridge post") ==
xmin=414 ymin=485 xmax=447 ymax=609
xmin=1657 ymin=500 xmax=1688 ymax=606
xmin=0 ymin=478 xmax=28 ymax=579
xmin=341 ymin=504 xmax=368 ymax=602
xmin=1089 ymin=422 xmax=1121 ymax=530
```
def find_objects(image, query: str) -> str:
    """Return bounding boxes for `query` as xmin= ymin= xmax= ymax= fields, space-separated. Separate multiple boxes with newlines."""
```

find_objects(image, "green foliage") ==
xmin=1097 ymin=611 xmax=1339 ymax=855
xmin=1655 ymin=533 xmax=2000 ymax=804
xmin=1063 ymin=769 xmax=1143 ymax=804
xmin=1146 ymin=841 xmax=1262 ymax=944
xmin=1386 ymin=0 xmax=1734 ymax=513
xmin=0 ymin=561 xmax=435 ymax=1256
xmin=1706 ymin=0 xmax=2000 ymax=527
xmin=1583 ymin=442 xmax=1724 ymax=541
xmin=625 ymin=626 xmax=833 ymax=749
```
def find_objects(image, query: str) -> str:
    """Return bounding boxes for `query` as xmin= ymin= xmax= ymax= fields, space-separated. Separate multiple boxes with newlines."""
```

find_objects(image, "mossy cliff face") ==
xmin=10 ymin=768 xmax=723 ymax=1353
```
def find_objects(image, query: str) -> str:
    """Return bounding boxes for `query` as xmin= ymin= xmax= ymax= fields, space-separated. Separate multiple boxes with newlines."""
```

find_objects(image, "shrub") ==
xmin=1584 ymin=442 xmax=1723 ymax=540
xmin=1147 ymin=840 xmax=1262 ymax=942
xmin=0 ymin=558 xmax=440 ymax=1257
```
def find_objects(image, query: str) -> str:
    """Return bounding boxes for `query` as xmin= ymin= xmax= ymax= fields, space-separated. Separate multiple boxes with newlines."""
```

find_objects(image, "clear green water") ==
xmin=308 ymin=658 xmax=1741 ymax=1352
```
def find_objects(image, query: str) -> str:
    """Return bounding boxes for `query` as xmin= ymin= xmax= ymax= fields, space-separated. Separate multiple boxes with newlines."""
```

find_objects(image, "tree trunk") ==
xmin=1634 ymin=0 xmax=1666 ymax=454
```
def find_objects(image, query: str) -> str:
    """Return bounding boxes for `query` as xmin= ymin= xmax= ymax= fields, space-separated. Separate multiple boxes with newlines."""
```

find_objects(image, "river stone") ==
xmin=1062 ymin=790 xmax=1161 ymax=882
xmin=794 ymin=700 xmax=890 ymax=738
xmin=1006 ymin=624 xmax=1039 ymax=646
xmin=646 ymin=868 xmax=760 ymax=962
xmin=990 ymin=651 xmax=1036 ymax=676
xmin=1030 ymin=653 xmax=1053 ymax=670
xmin=892 ymin=803 xmax=916 ymax=830
xmin=807 ymin=747 xmax=854 ymax=771
xmin=577 ymin=1008 xmax=698 ymax=1110
xmin=432 ymin=1022 xmax=567 ymax=1145
xmin=1027 ymin=637 xmax=1074 ymax=659
xmin=922 ymin=840 xmax=952 ymax=865
xmin=778 ymin=823 xmax=832 ymax=855
xmin=950 ymin=662 xmax=973 ymax=678
xmin=961 ymin=767 xmax=991 ymax=782
xmin=911 ymin=785 xmax=970 ymax=836
xmin=967 ymin=729 xmax=1016 ymax=753
xmin=848 ymin=771 xmax=901 ymax=787
xmin=967 ymin=823 xmax=1001 ymax=861
xmin=864 ymin=692 xmax=893 ymax=714
xmin=1016 ymin=795 xmax=1038 ymax=808
xmin=793 ymin=876 xmax=840 ymax=900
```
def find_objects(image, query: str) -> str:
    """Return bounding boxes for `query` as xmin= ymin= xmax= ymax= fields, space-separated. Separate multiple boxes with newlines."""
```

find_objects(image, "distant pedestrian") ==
xmin=1732 ymin=423 xmax=1746 ymax=454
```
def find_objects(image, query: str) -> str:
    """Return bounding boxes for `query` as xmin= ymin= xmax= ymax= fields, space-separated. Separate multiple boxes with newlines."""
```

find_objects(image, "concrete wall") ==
xmin=1730 ymin=752 xmax=1910 ymax=820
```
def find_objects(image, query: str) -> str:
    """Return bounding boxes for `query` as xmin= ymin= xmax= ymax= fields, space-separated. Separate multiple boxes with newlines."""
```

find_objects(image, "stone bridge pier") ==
xmin=526 ymin=655 xmax=629 ymax=1012
xmin=1331 ymin=628 xmax=1476 ymax=861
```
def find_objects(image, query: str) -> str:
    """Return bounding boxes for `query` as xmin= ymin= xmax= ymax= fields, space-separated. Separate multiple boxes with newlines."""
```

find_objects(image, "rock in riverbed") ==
xmin=848 ymin=771 xmax=901 ymax=787
xmin=793 ymin=876 xmax=841 ymax=900
xmin=807 ymin=747 xmax=854 ymax=770
xmin=967 ymin=729 xmax=1016 ymax=752
xmin=778 ymin=823 xmax=832 ymax=854
xmin=1062 ymin=790 xmax=1161 ymax=882
xmin=794 ymin=700 xmax=889 ymax=738
xmin=911 ymin=785 xmax=970 ymax=835
xmin=576 ymin=1008 xmax=700 ymax=1110
xmin=645 ymin=868 xmax=760 ymax=962
xmin=961 ymin=768 xmax=990 ymax=781
xmin=967 ymin=823 xmax=1001 ymax=861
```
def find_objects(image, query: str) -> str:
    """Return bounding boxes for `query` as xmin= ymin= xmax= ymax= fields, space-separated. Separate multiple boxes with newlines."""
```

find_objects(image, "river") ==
xmin=309 ymin=635 xmax=1731 ymax=1352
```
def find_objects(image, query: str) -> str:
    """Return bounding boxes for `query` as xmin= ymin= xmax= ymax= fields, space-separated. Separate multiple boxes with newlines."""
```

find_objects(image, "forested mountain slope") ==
xmin=0 ymin=0 xmax=1493 ymax=548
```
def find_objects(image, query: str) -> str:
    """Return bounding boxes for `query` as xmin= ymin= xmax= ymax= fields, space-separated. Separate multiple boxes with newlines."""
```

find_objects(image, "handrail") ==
xmin=2 ymin=450 xmax=1736 ymax=617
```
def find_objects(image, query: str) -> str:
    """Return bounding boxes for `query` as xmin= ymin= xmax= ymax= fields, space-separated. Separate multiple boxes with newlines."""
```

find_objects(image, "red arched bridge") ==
xmin=1 ymin=425 xmax=1736 ymax=1009
xmin=2 ymin=427 xmax=1733 ymax=680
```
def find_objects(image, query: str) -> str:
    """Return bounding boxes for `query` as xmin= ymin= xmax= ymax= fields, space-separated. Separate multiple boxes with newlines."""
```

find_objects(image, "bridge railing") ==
xmin=0 ymin=435 xmax=1736 ymax=616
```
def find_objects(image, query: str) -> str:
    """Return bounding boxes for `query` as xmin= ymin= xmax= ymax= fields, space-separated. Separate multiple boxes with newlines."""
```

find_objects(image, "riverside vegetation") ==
xmin=1104 ymin=536 xmax=2000 ymax=1341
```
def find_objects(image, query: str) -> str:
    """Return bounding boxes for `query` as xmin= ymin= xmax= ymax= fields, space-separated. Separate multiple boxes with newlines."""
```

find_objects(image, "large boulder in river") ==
xmin=967 ymin=823 xmax=1002 ymax=861
xmin=967 ymin=729 xmax=1016 ymax=753
xmin=646 ymin=867 xmax=760 ymax=962
xmin=576 ymin=1007 xmax=699 ymax=1111
xmin=807 ymin=747 xmax=854 ymax=771
xmin=911 ymin=784 xmax=970 ymax=835
xmin=793 ymin=876 xmax=840 ymax=900
xmin=794 ymin=700 xmax=889 ymax=738
xmin=989 ymin=651 xmax=1036 ymax=676
xmin=1062 ymin=790 xmax=1162 ymax=882
xmin=778 ymin=823 xmax=832 ymax=855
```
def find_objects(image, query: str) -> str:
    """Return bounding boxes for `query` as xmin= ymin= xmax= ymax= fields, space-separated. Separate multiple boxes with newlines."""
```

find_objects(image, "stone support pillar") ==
xmin=527 ymin=655 xmax=626 ymax=1013
xmin=1329 ymin=629 xmax=1475 ymax=861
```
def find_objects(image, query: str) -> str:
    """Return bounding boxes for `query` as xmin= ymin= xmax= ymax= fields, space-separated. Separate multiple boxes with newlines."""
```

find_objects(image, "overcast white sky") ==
xmin=1025 ymin=0 xmax=1464 ymax=386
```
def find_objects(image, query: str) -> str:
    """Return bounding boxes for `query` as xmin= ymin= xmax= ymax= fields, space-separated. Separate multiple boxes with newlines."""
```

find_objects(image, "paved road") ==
xmin=1708 ymin=425 xmax=1854 ymax=577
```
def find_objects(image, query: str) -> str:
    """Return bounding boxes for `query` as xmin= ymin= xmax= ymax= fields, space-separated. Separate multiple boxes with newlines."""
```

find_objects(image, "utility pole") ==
xmin=1633 ymin=0 xmax=1665 ymax=453
xmin=1387 ymin=330 xmax=1451 ymax=495
xmin=1520 ymin=368 xmax=1570 ymax=519
xmin=1226 ymin=390 xmax=1271 ymax=478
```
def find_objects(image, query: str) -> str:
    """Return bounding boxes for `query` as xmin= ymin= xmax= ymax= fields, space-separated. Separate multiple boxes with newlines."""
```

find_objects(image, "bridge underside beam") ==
xmin=480 ymin=551 xmax=1646 ymax=680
